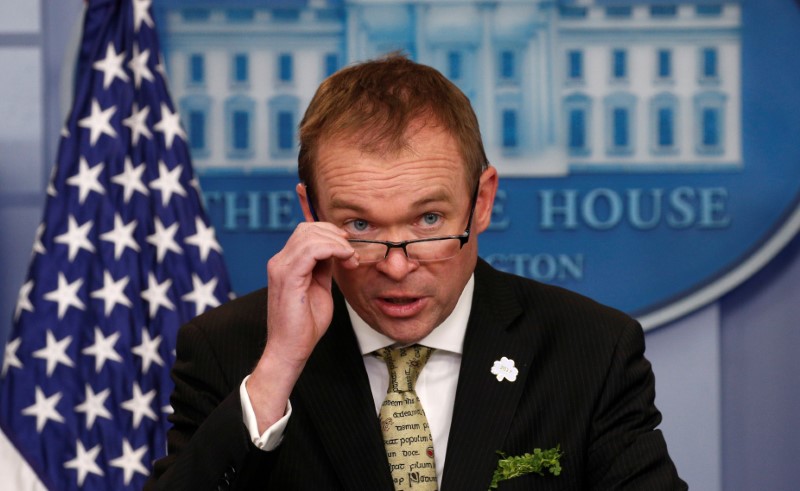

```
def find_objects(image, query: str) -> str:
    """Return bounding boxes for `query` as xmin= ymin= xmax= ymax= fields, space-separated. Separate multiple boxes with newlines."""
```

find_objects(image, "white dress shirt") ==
xmin=241 ymin=275 xmax=475 ymax=487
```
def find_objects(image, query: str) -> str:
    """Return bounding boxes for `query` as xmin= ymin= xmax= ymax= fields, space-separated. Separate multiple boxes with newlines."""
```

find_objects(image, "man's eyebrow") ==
xmin=328 ymin=198 xmax=367 ymax=213
xmin=409 ymin=191 xmax=454 ymax=208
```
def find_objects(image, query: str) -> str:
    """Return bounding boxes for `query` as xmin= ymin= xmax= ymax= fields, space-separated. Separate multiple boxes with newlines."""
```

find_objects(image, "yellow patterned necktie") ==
xmin=375 ymin=345 xmax=438 ymax=491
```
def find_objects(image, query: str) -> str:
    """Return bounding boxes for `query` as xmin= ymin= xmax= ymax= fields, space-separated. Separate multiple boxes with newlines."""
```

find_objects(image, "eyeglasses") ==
xmin=305 ymin=186 xmax=478 ymax=263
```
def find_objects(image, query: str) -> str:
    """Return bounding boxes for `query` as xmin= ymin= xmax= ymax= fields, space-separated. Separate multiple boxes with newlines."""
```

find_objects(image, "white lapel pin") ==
xmin=491 ymin=356 xmax=519 ymax=382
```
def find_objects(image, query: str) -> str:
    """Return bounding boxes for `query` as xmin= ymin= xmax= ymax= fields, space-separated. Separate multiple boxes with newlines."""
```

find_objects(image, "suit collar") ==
xmin=441 ymin=259 xmax=539 ymax=490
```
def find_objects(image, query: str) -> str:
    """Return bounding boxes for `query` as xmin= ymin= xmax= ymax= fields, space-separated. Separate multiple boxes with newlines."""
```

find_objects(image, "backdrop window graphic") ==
xmin=0 ymin=0 xmax=232 ymax=489
xmin=151 ymin=0 xmax=800 ymax=329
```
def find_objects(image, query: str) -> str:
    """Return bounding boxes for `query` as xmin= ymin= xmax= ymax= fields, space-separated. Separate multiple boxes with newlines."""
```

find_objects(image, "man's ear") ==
xmin=473 ymin=166 xmax=499 ymax=234
xmin=296 ymin=182 xmax=316 ymax=222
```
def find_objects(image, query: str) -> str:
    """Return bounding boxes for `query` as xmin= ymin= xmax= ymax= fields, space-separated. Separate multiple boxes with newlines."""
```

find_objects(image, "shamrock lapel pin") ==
xmin=490 ymin=357 xmax=519 ymax=382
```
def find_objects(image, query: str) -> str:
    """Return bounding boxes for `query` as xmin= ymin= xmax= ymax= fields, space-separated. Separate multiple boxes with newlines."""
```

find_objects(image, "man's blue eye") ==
xmin=422 ymin=213 xmax=440 ymax=225
xmin=352 ymin=219 xmax=369 ymax=231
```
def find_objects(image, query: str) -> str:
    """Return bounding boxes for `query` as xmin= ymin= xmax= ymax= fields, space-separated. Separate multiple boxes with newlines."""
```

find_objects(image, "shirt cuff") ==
xmin=240 ymin=374 xmax=292 ymax=451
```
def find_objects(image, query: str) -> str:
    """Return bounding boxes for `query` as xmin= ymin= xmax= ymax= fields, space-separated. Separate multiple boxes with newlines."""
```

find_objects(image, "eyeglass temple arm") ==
xmin=463 ymin=185 xmax=480 ymax=236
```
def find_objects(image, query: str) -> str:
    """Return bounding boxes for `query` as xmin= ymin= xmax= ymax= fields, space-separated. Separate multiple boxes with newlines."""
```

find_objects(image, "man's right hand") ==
xmin=246 ymin=222 xmax=359 ymax=433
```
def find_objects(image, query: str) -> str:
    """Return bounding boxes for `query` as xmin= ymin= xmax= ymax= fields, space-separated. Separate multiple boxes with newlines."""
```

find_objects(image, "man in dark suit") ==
xmin=147 ymin=55 xmax=686 ymax=490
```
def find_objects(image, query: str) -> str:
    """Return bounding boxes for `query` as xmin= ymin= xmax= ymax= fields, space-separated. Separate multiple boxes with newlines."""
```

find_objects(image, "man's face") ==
xmin=299 ymin=123 xmax=497 ymax=344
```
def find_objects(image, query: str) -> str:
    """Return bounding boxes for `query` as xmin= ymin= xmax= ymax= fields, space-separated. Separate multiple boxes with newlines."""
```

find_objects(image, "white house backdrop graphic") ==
xmin=145 ymin=0 xmax=779 ymax=329
xmin=156 ymin=0 xmax=741 ymax=177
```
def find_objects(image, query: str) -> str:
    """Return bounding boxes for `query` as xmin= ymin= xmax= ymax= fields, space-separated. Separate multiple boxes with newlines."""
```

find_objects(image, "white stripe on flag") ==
xmin=0 ymin=430 xmax=46 ymax=491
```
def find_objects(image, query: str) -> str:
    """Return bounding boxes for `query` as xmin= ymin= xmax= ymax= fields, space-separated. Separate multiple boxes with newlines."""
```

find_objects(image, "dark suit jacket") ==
xmin=146 ymin=259 xmax=686 ymax=490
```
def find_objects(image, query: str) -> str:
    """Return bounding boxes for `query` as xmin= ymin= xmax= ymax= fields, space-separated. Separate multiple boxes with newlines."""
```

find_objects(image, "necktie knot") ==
xmin=375 ymin=345 xmax=433 ymax=393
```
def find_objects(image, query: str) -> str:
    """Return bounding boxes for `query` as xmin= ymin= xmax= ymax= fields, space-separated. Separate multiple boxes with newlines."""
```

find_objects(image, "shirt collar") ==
xmin=347 ymin=274 xmax=474 ymax=356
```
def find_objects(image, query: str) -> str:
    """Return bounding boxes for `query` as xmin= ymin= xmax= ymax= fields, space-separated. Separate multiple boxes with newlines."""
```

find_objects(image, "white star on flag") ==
xmin=100 ymin=213 xmax=140 ymax=259
xmin=189 ymin=175 xmax=202 ymax=195
xmin=121 ymin=103 xmax=153 ymax=145
xmin=90 ymin=270 xmax=133 ymax=317
xmin=181 ymin=274 xmax=221 ymax=315
xmin=42 ymin=273 xmax=86 ymax=320
xmin=21 ymin=387 xmax=65 ymax=433
xmin=78 ymin=99 xmax=118 ymax=146
xmin=2 ymin=338 xmax=23 ymax=377
xmin=150 ymin=161 xmax=187 ymax=206
xmin=92 ymin=42 xmax=129 ymax=89
xmin=132 ymin=329 xmax=164 ymax=373
xmin=63 ymin=441 xmax=105 ymax=486
xmin=110 ymin=439 xmax=149 ymax=485
xmin=47 ymin=165 xmax=59 ymax=197
xmin=185 ymin=217 xmax=223 ymax=262
xmin=32 ymin=330 xmax=75 ymax=377
xmin=66 ymin=158 xmax=105 ymax=205
xmin=140 ymin=272 xmax=175 ymax=317
xmin=15 ymin=279 xmax=35 ymax=320
xmin=81 ymin=327 xmax=123 ymax=373
xmin=146 ymin=217 xmax=183 ymax=262
xmin=121 ymin=382 xmax=157 ymax=429
xmin=132 ymin=0 xmax=154 ymax=32
xmin=31 ymin=223 xmax=46 ymax=256
xmin=155 ymin=53 xmax=168 ymax=79
xmin=74 ymin=384 xmax=113 ymax=429
xmin=111 ymin=157 xmax=149 ymax=203
xmin=128 ymin=42 xmax=155 ymax=89
xmin=153 ymin=103 xmax=186 ymax=150
xmin=54 ymin=215 xmax=96 ymax=261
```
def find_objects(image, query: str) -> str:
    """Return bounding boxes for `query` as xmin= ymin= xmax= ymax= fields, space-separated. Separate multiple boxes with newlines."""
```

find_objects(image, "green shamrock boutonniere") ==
xmin=488 ymin=445 xmax=563 ymax=489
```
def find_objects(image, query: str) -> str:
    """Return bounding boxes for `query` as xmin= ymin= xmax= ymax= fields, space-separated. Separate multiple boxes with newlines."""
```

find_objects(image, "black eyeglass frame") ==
xmin=303 ymin=185 xmax=480 ymax=262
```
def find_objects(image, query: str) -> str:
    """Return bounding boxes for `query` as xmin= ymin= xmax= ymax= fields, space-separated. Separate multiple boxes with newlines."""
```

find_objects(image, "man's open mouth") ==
xmin=382 ymin=297 xmax=418 ymax=305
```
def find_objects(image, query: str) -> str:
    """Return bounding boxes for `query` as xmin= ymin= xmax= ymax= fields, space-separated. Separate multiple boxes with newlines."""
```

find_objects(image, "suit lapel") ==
xmin=292 ymin=288 xmax=394 ymax=489
xmin=441 ymin=260 xmax=539 ymax=490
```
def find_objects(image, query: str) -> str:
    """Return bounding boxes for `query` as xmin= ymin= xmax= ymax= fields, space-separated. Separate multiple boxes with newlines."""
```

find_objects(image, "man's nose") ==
xmin=374 ymin=247 xmax=418 ymax=281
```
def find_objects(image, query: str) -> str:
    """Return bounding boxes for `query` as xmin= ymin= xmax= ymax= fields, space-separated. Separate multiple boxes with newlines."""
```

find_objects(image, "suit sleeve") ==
xmin=586 ymin=319 xmax=687 ymax=490
xmin=145 ymin=321 xmax=270 ymax=491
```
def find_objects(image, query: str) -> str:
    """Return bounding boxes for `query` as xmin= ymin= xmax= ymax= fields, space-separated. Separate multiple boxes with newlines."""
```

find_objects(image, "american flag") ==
xmin=0 ymin=0 xmax=232 ymax=489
